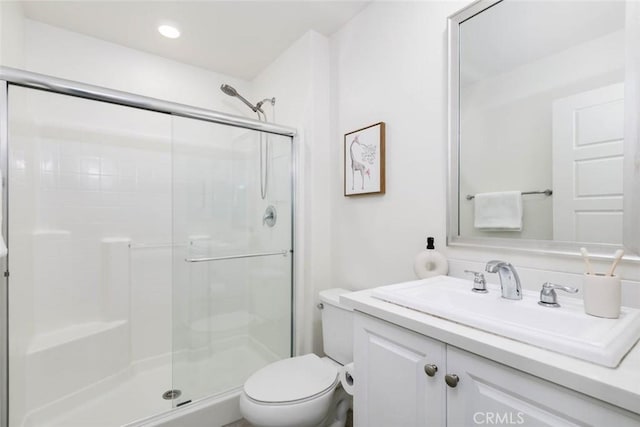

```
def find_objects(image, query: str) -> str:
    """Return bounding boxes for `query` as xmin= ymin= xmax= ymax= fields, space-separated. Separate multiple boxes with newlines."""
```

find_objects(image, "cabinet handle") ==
xmin=445 ymin=374 xmax=459 ymax=388
xmin=424 ymin=364 xmax=438 ymax=377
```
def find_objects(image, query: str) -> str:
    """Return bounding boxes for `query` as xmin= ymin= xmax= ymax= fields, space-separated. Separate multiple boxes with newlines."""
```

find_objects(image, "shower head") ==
xmin=220 ymin=83 xmax=259 ymax=113
xmin=220 ymin=84 xmax=238 ymax=97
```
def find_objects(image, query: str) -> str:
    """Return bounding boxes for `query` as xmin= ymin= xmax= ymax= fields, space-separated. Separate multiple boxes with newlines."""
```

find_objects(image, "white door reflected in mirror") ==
xmin=553 ymin=83 xmax=624 ymax=245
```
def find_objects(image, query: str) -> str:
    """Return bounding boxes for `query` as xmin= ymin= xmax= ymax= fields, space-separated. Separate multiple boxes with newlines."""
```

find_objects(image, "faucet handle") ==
xmin=542 ymin=282 xmax=578 ymax=294
xmin=538 ymin=282 xmax=578 ymax=308
xmin=464 ymin=270 xmax=488 ymax=293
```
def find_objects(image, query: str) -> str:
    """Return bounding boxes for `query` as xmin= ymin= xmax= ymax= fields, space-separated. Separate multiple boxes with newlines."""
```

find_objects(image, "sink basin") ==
xmin=371 ymin=275 xmax=640 ymax=367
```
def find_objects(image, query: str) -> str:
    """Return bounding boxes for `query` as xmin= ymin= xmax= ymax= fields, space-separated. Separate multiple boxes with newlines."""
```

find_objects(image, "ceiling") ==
xmin=459 ymin=0 xmax=625 ymax=86
xmin=21 ymin=0 xmax=369 ymax=80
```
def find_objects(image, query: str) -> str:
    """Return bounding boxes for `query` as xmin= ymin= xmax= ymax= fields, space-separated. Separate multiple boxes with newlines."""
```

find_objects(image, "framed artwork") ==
xmin=344 ymin=122 xmax=385 ymax=196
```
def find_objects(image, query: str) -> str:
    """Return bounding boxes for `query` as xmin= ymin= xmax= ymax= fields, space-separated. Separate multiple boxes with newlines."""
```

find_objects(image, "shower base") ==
xmin=22 ymin=341 xmax=276 ymax=427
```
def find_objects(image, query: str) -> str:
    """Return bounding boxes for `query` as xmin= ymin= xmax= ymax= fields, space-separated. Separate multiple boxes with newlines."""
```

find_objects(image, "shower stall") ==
xmin=0 ymin=67 xmax=295 ymax=427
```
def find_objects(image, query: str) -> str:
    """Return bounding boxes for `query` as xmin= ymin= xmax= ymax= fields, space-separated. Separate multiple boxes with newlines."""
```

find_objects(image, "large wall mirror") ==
xmin=448 ymin=0 xmax=640 ymax=259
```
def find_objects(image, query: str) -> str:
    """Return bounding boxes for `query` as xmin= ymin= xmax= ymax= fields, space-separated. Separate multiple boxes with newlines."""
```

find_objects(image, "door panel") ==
xmin=171 ymin=116 xmax=293 ymax=405
xmin=354 ymin=314 xmax=446 ymax=427
xmin=446 ymin=346 xmax=640 ymax=426
xmin=552 ymin=83 xmax=624 ymax=244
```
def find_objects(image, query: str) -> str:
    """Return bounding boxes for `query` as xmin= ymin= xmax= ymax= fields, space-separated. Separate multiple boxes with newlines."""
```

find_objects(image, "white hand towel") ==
xmin=473 ymin=191 xmax=523 ymax=231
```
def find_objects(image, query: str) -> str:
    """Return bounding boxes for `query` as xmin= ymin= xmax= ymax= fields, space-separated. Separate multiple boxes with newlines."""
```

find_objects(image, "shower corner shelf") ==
xmin=28 ymin=319 xmax=127 ymax=355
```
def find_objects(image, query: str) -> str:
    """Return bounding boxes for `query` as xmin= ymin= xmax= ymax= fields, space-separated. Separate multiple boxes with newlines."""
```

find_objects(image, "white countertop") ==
xmin=341 ymin=289 xmax=640 ymax=414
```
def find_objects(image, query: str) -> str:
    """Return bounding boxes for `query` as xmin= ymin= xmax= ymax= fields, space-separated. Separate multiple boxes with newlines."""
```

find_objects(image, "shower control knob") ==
xmin=424 ymin=364 xmax=438 ymax=377
xmin=445 ymin=374 xmax=460 ymax=388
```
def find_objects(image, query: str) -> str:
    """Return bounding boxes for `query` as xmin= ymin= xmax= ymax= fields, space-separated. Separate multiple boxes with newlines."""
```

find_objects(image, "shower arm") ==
xmin=235 ymin=93 xmax=260 ymax=113
xmin=256 ymin=97 xmax=275 ymax=112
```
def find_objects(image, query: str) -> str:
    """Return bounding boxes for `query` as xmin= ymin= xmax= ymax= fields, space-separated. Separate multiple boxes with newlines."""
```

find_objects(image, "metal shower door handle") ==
xmin=185 ymin=249 xmax=289 ymax=263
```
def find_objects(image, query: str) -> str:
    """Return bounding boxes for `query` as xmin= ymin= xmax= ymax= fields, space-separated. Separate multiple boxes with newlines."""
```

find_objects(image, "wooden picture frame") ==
xmin=344 ymin=122 xmax=386 ymax=196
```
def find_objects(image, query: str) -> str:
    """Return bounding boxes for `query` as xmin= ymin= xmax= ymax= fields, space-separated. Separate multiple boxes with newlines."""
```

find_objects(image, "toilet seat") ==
xmin=243 ymin=380 xmax=337 ymax=407
xmin=244 ymin=354 xmax=338 ymax=404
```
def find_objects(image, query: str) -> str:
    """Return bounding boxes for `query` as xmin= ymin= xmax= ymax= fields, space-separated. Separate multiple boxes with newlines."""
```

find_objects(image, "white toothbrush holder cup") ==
xmin=583 ymin=273 xmax=621 ymax=319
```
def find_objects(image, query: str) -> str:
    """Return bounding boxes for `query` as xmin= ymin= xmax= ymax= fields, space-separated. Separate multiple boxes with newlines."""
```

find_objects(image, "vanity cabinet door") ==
xmin=446 ymin=346 xmax=640 ymax=426
xmin=353 ymin=314 xmax=446 ymax=427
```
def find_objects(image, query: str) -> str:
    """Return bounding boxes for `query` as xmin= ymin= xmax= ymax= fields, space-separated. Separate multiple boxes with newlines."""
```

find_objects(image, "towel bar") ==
xmin=466 ymin=189 xmax=552 ymax=201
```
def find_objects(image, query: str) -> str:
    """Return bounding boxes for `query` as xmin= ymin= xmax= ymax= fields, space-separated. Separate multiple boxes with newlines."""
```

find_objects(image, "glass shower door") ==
xmin=171 ymin=116 xmax=293 ymax=405
xmin=7 ymin=86 xmax=174 ymax=427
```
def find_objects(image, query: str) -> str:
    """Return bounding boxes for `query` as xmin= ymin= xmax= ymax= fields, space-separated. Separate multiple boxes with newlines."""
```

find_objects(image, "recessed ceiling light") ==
xmin=158 ymin=25 xmax=180 ymax=39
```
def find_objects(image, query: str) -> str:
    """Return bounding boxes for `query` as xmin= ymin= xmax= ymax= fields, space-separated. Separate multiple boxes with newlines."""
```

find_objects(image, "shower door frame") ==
xmin=0 ymin=80 xmax=9 ymax=427
xmin=0 ymin=66 xmax=297 ymax=427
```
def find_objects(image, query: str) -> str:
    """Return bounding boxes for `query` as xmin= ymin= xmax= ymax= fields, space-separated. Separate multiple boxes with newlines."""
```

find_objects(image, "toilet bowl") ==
xmin=239 ymin=289 xmax=353 ymax=427
xmin=239 ymin=355 xmax=349 ymax=427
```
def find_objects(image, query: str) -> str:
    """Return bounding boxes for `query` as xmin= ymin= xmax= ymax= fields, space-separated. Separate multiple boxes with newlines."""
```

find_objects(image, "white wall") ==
xmin=0 ymin=1 xmax=25 ymax=68
xmin=329 ymin=1 xmax=466 ymax=290
xmin=22 ymin=19 xmax=252 ymax=114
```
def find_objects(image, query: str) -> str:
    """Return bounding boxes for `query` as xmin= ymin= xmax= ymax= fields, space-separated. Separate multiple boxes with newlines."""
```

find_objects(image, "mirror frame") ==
xmin=446 ymin=0 xmax=640 ymax=262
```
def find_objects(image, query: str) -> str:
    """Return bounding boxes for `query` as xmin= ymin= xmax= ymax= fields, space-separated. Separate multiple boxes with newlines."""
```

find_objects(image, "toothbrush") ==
xmin=580 ymin=247 xmax=594 ymax=275
xmin=606 ymin=249 xmax=624 ymax=276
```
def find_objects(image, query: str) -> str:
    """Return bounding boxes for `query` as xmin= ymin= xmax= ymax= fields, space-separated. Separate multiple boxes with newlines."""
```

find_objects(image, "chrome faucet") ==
xmin=485 ymin=260 xmax=522 ymax=300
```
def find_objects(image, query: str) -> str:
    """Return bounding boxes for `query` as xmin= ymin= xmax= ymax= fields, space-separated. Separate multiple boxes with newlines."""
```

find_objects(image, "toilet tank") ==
xmin=319 ymin=288 xmax=353 ymax=365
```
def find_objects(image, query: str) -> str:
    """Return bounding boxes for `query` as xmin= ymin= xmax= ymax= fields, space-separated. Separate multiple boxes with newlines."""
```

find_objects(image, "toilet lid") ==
xmin=244 ymin=354 xmax=338 ymax=403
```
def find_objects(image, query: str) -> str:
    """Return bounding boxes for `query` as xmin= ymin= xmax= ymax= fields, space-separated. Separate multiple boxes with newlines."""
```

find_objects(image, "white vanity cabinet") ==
xmin=354 ymin=313 xmax=640 ymax=427
xmin=446 ymin=346 xmax=640 ymax=426
xmin=353 ymin=312 xmax=446 ymax=426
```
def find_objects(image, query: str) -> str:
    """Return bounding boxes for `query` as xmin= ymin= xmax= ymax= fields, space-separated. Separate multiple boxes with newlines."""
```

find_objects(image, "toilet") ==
xmin=239 ymin=288 xmax=353 ymax=427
